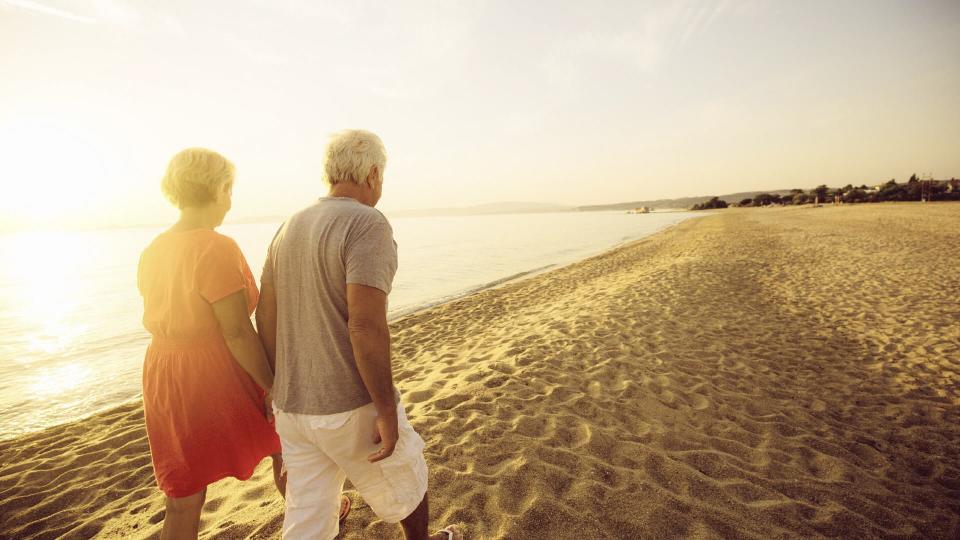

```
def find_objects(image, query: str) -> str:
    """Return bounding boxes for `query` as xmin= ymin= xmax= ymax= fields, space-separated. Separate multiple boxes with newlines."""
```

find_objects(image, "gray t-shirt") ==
xmin=263 ymin=196 xmax=398 ymax=415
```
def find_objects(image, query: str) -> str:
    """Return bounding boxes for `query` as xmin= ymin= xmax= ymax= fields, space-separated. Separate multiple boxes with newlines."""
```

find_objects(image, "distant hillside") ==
xmin=387 ymin=201 xmax=572 ymax=218
xmin=576 ymin=190 xmax=795 ymax=212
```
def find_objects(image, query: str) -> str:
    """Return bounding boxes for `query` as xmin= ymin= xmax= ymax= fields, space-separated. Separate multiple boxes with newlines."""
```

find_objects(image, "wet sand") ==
xmin=2 ymin=202 xmax=958 ymax=539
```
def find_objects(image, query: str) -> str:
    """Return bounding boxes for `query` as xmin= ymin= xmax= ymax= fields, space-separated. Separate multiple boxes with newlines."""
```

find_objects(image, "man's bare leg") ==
xmin=270 ymin=453 xmax=287 ymax=497
xmin=400 ymin=493 xmax=461 ymax=540
xmin=400 ymin=491 xmax=430 ymax=540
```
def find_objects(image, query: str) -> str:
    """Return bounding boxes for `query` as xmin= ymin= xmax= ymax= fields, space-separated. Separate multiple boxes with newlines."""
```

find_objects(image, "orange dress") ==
xmin=137 ymin=229 xmax=280 ymax=498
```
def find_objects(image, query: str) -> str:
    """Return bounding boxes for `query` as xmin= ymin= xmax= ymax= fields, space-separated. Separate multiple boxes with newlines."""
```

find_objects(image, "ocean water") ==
xmin=0 ymin=210 xmax=694 ymax=440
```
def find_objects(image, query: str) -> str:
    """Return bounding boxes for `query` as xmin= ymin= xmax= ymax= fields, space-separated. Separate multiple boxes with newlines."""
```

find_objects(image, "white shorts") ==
xmin=274 ymin=401 xmax=429 ymax=540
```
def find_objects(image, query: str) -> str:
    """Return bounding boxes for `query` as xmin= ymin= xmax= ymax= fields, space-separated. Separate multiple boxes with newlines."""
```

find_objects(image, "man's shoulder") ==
xmin=356 ymin=205 xmax=392 ymax=229
xmin=286 ymin=200 xmax=324 ymax=222
xmin=335 ymin=198 xmax=390 ymax=223
xmin=315 ymin=199 xmax=392 ymax=228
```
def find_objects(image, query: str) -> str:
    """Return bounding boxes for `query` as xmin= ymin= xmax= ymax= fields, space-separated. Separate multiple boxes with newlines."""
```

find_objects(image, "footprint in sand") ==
xmin=690 ymin=394 xmax=710 ymax=411
xmin=128 ymin=503 xmax=149 ymax=515
xmin=587 ymin=380 xmax=603 ymax=399
xmin=406 ymin=389 xmax=434 ymax=403
xmin=463 ymin=371 xmax=485 ymax=383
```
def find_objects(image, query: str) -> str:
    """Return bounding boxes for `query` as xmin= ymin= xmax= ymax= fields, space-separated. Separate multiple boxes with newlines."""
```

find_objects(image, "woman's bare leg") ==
xmin=160 ymin=487 xmax=206 ymax=540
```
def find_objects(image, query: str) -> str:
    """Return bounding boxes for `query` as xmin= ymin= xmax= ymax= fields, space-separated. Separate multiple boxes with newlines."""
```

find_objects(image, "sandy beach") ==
xmin=2 ymin=203 xmax=958 ymax=539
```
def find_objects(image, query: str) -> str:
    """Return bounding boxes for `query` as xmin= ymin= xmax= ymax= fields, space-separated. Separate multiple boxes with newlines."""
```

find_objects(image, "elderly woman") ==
xmin=136 ymin=148 xmax=285 ymax=538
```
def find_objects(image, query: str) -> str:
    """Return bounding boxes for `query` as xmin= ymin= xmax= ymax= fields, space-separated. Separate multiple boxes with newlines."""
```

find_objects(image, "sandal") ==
xmin=338 ymin=494 xmax=352 ymax=526
xmin=435 ymin=524 xmax=463 ymax=540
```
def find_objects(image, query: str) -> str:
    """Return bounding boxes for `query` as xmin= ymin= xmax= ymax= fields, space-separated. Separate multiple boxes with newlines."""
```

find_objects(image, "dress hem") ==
xmin=159 ymin=463 xmax=263 ymax=498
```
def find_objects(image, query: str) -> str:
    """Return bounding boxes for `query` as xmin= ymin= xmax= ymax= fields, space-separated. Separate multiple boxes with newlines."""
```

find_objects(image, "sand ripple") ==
xmin=2 ymin=203 xmax=958 ymax=539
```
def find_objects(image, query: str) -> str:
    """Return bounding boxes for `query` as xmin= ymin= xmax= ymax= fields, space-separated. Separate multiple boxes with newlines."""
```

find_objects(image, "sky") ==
xmin=1 ymin=0 xmax=959 ymax=230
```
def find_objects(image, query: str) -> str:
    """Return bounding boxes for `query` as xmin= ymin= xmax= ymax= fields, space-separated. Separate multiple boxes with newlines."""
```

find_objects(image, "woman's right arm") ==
xmin=212 ymin=290 xmax=275 ymax=392
xmin=255 ymin=267 xmax=279 ymax=373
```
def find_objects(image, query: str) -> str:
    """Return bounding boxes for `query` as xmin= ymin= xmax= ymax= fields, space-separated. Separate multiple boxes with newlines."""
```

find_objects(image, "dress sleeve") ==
xmin=136 ymin=251 xmax=147 ymax=297
xmin=197 ymin=236 xmax=247 ymax=304
xmin=345 ymin=218 xmax=398 ymax=295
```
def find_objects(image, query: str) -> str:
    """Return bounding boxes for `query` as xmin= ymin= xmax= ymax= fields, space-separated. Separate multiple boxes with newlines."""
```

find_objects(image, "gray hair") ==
xmin=323 ymin=130 xmax=387 ymax=188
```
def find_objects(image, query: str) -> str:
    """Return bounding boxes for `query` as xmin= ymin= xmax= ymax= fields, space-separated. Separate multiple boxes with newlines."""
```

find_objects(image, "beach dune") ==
xmin=2 ymin=203 xmax=958 ymax=539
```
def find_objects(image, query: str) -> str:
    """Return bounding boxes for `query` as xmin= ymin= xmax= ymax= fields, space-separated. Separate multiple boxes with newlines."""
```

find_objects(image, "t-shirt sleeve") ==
xmin=197 ymin=237 xmax=247 ymax=304
xmin=345 ymin=218 xmax=398 ymax=294
xmin=261 ymin=247 xmax=274 ymax=290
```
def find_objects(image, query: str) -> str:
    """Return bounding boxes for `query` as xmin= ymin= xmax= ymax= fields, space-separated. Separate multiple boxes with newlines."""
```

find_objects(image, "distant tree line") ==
xmin=691 ymin=175 xmax=960 ymax=210
xmin=691 ymin=197 xmax=728 ymax=210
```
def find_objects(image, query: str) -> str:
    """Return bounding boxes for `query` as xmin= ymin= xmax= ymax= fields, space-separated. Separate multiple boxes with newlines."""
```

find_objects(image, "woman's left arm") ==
xmin=212 ymin=289 xmax=275 ymax=392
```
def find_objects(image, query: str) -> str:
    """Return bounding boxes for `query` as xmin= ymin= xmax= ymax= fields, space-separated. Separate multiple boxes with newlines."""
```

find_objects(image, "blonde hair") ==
xmin=160 ymin=148 xmax=235 ymax=208
xmin=324 ymin=130 xmax=387 ymax=188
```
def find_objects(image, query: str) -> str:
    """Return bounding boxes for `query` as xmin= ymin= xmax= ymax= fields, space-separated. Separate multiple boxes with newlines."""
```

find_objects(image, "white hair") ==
xmin=160 ymin=148 xmax=235 ymax=209
xmin=323 ymin=130 xmax=387 ymax=188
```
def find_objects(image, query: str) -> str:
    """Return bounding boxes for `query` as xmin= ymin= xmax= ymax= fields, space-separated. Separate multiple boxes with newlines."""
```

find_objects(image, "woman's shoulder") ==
xmin=201 ymin=230 xmax=240 ymax=248
xmin=192 ymin=231 xmax=244 ymax=266
xmin=170 ymin=229 xmax=239 ymax=246
xmin=141 ymin=229 xmax=241 ymax=261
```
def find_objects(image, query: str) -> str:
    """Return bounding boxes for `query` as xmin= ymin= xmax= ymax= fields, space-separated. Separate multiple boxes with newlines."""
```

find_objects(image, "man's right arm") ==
xmin=346 ymin=282 xmax=398 ymax=463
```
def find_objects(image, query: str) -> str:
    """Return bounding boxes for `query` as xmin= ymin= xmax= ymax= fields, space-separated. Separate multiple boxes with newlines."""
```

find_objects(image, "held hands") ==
xmin=264 ymin=391 xmax=275 ymax=424
xmin=367 ymin=412 xmax=399 ymax=463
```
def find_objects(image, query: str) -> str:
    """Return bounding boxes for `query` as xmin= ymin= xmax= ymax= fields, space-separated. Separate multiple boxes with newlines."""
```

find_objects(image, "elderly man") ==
xmin=256 ymin=130 xmax=461 ymax=540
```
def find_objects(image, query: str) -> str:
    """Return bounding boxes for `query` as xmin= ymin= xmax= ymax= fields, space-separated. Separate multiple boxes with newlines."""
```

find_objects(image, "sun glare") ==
xmin=0 ymin=118 xmax=109 ymax=229
xmin=0 ymin=231 xmax=91 ymax=360
xmin=28 ymin=362 xmax=93 ymax=398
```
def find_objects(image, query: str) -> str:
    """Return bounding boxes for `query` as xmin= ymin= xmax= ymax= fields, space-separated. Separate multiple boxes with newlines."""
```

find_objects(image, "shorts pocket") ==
xmin=378 ymin=431 xmax=428 ymax=507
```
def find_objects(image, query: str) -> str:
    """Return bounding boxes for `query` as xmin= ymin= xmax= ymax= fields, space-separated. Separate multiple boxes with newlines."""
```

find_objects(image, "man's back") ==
xmin=265 ymin=196 xmax=398 ymax=415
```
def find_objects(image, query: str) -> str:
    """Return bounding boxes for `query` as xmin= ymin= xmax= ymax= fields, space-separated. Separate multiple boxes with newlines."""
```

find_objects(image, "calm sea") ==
xmin=0 ymin=210 xmax=694 ymax=440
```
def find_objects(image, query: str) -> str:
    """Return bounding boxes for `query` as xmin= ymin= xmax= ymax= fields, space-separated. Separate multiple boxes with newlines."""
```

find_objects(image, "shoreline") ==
xmin=0 ymin=213 xmax=697 ymax=444
xmin=388 ymin=214 xmax=698 ymax=323
xmin=3 ymin=203 xmax=958 ymax=539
